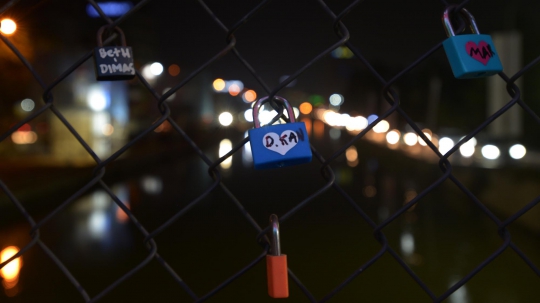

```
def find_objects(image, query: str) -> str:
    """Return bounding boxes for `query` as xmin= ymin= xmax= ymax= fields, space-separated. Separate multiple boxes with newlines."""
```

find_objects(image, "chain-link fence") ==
xmin=1 ymin=0 xmax=540 ymax=302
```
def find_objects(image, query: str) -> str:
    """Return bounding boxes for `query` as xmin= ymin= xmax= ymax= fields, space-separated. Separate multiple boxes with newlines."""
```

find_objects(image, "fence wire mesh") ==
xmin=1 ymin=0 xmax=540 ymax=302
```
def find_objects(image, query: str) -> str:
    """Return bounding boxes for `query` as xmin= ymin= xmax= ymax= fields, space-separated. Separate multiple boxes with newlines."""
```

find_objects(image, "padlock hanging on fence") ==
xmin=93 ymin=25 xmax=136 ymax=81
xmin=266 ymin=214 xmax=289 ymax=298
xmin=441 ymin=6 xmax=503 ymax=79
xmin=248 ymin=96 xmax=312 ymax=170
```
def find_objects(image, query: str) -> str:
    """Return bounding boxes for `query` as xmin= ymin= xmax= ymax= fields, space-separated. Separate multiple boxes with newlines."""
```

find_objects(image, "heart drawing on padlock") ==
xmin=465 ymin=41 xmax=495 ymax=66
xmin=262 ymin=130 xmax=299 ymax=155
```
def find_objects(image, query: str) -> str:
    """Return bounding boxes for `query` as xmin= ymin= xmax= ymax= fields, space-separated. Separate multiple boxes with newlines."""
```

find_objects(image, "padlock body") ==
xmin=93 ymin=46 xmax=136 ymax=81
xmin=443 ymin=34 xmax=503 ymax=79
xmin=248 ymin=122 xmax=312 ymax=170
xmin=266 ymin=255 xmax=288 ymax=298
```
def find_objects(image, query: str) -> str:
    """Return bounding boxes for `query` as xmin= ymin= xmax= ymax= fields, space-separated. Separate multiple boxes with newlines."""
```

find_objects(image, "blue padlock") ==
xmin=442 ymin=6 xmax=503 ymax=79
xmin=249 ymin=96 xmax=312 ymax=170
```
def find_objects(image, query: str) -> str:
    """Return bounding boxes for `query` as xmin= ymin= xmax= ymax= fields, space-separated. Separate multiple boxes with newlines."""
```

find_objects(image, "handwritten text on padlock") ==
xmin=263 ymin=129 xmax=305 ymax=155
xmin=466 ymin=41 xmax=495 ymax=66
xmin=97 ymin=47 xmax=135 ymax=75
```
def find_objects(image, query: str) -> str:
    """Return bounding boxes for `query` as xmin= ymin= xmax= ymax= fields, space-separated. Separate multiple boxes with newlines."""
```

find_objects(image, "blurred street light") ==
xmin=0 ymin=19 xmax=16 ymax=35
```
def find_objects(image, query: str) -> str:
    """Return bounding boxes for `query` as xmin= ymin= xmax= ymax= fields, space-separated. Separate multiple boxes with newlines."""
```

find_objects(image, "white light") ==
xmin=141 ymin=64 xmax=155 ymax=80
xmin=418 ymin=132 xmax=432 ymax=146
xmin=323 ymin=110 xmax=340 ymax=126
xmin=481 ymin=144 xmax=500 ymax=160
xmin=339 ymin=113 xmax=351 ymax=127
xmin=293 ymin=107 xmax=299 ymax=119
xmin=162 ymin=87 xmax=176 ymax=101
xmin=509 ymin=144 xmax=526 ymax=160
xmin=150 ymin=62 xmax=163 ymax=76
xmin=403 ymin=132 xmax=418 ymax=146
xmin=400 ymin=231 xmax=415 ymax=256
xmin=244 ymin=109 xmax=253 ymax=122
xmin=386 ymin=130 xmax=400 ymax=144
xmin=21 ymin=99 xmax=35 ymax=112
xmin=89 ymin=211 xmax=108 ymax=239
xmin=373 ymin=120 xmax=390 ymax=133
xmin=218 ymin=112 xmax=233 ymax=126
xmin=353 ymin=116 xmax=368 ymax=130
xmin=0 ymin=19 xmax=16 ymax=35
xmin=141 ymin=176 xmax=163 ymax=194
xmin=329 ymin=94 xmax=344 ymax=106
xmin=242 ymin=131 xmax=253 ymax=165
xmin=219 ymin=138 xmax=233 ymax=169
xmin=459 ymin=137 xmax=476 ymax=158
xmin=459 ymin=144 xmax=475 ymax=158
xmin=87 ymin=85 xmax=108 ymax=111
xmin=439 ymin=137 xmax=454 ymax=155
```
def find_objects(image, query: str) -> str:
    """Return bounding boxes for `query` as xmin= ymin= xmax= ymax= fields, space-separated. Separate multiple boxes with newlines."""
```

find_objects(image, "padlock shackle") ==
xmin=252 ymin=96 xmax=296 ymax=128
xmin=96 ymin=25 xmax=127 ymax=47
xmin=269 ymin=214 xmax=281 ymax=256
xmin=442 ymin=6 xmax=480 ymax=37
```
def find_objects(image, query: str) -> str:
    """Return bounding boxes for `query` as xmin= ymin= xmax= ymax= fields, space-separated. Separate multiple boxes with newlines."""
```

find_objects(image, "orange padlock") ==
xmin=266 ymin=214 xmax=289 ymax=298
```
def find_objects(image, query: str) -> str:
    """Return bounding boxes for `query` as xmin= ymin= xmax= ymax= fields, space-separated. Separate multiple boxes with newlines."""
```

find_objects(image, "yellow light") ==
xmin=102 ymin=124 xmax=114 ymax=136
xmin=299 ymin=102 xmax=313 ymax=115
xmin=372 ymin=120 xmax=390 ymax=133
xmin=418 ymin=132 xmax=432 ymax=146
xmin=243 ymin=90 xmax=257 ymax=102
xmin=0 ymin=246 xmax=21 ymax=286
xmin=345 ymin=146 xmax=358 ymax=162
xmin=0 ymin=19 xmax=16 ymax=35
xmin=219 ymin=139 xmax=233 ymax=169
xmin=213 ymin=78 xmax=226 ymax=91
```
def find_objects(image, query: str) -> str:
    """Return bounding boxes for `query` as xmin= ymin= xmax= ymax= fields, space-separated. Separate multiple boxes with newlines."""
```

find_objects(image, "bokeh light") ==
xmin=168 ymin=64 xmax=180 ymax=76
xmin=403 ymin=132 xmax=418 ymax=146
xmin=438 ymin=137 xmax=454 ymax=155
xmin=218 ymin=112 xmax=233 ymax=126
xmin=219 ymin=139 xmax=233 ymax=169
xmin=373 ymin=120 xmax=390 ymax=133
xmin=481 ymin=145 xmax=500 ymax=160
xmin=299 ymin=102 xmax=313 ymax=115
xmin=386 ymin=130 xmax=400 ymax=144
xmin=345 ymin=146 xmax=358 ymax=162
xmin=329 ymin=94 xmax=344 ymax=106
xmin=228 ymin=83 xmax=241 ymax=96
xmin=509 ymin=144 xmax=526 ymax=160
xmin=0 ymin=19 xmax=16 ymax=35
xmin=0 ymin=246 xmax=22 ymax=289
xmin=213 ymin=78 xmax=226 ymax=91
xmin=21 ymin=99 xmax=35 ymax=112
xmin=244 ymin=109 xmax=253 ymax=122
xmin=242 ymin=90 xmax=257 ymax=102
xmin=150 ymin=62 xmax=163 ymax=76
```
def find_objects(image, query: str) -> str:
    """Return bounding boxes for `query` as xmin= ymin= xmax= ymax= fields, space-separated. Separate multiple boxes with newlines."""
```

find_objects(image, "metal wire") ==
xmin=0 ymin=0 xmax=539 ymax=302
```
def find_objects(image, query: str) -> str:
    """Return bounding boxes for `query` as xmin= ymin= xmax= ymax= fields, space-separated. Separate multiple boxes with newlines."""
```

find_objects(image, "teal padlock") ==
xmin=442 ymin=6 xmax=503 ymax=79
xmin=248 ymin=96 xmax=312 ymax=170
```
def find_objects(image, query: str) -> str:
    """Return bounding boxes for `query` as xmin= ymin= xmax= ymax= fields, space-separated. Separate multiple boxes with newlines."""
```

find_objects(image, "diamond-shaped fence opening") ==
xmin=1 ymin=0 xmax=540 ymax=302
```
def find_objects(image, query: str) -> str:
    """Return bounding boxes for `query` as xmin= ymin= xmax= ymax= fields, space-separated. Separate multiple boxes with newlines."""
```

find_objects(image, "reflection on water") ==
xmin=219 ymin=138 xmax=232 ymax=169
xmin=1 ymin=143 xmax=539 ymax=302
xmin=0 ymin=246 xmax=22 ymax=297
xmin=449 ymin=276 xmax=470 ymax=303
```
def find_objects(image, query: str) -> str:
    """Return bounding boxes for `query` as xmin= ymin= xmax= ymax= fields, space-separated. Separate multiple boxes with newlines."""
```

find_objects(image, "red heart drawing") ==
xmin=465 ymin=41 xmax=494 ymax=66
